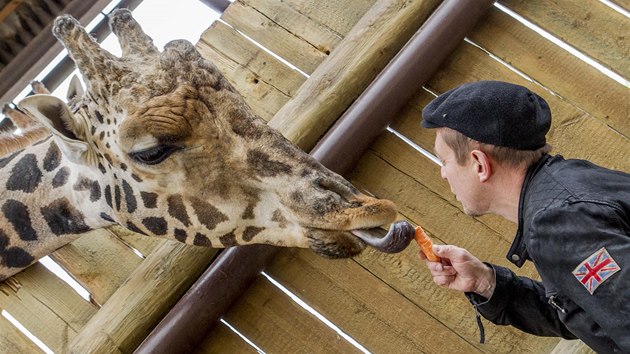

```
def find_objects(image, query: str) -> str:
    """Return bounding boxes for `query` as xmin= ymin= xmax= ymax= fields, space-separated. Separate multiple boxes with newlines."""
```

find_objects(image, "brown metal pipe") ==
xmin=311 ymin=0 xmax=496 ymax=175
xmin=135 ymin=0 xmax=495 ymax=352
xmin=197 ymin=0 xmax=231 ymax=14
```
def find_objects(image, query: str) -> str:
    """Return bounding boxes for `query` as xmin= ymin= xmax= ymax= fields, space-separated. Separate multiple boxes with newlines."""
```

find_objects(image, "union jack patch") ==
xmin=572 ymin=247 xmax=620 ymax=295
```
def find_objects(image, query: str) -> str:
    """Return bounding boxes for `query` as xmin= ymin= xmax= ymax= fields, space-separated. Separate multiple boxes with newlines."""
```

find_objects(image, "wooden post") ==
xmin=68 ymin=243 xmax=218 ymax=353
xmin=268 ymin=0 xmax=443 ymax=151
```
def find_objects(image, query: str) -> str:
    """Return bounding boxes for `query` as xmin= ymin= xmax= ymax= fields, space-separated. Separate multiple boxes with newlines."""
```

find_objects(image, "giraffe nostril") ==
xmin=313 ymin=177 xmax=358 ymax=204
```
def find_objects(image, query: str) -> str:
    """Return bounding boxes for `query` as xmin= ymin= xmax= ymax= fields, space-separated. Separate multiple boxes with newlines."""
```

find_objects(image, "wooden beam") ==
xmin=0 ymin=0 xmax=23 ymax=22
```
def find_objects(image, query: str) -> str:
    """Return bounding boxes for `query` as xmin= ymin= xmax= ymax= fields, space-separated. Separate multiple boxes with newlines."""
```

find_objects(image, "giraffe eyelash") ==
xmin=128 ymin=144 xmax=182 ymax=165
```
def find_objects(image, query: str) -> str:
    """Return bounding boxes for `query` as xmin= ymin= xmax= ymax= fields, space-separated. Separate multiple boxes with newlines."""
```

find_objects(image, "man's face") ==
xmin=434 ymin=129 xmax=487 ymax=217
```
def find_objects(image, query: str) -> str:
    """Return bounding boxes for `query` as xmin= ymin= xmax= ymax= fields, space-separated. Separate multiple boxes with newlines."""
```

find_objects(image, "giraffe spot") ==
xmin=272 ymin=209 xmax=288 ymax=228
xmin=1 ymin=247 xmax=35 ymax=268
xmin=7 ymin=154 xmax=42 ymax=193
xmin=191 ymin=197 xmax=228 ymax=231
xmin=122 ymin=180 xmax=137 ymax=213
xmin=104 ymin=185 xmax=113 ymax=208
xmin=0 ymin=229 xmax=8 ymax=249
xmin=73 ymin=175 xmax=102 ymax=202
xmin=0 ymin=150 xmax=21 ymax=169
xmin=174 ymin=228 xmax=188 ymax=243
xmin=43 ymin=143 xmax=62 ymax=172
xmin=167 ymin=195 xmax=191 ymax=226
xmin=103 ymin=154 xmax=113 ymax=165
xmin=0 ymin=229 xmax=34 ymax=268
xmin=126 ymin=221 xmax=147 ymax=236
xmin=242 ymin=226 xmax=264 ymax=242
xmin=141 ymin=192 xmax=158 ymax=209
xmin=94 ymin=110 xmax=104 ymax=123
xmin=230 ymin=116 xmax=263 ymax=140
xmin=291 ymin=191 xmax=304 ymax=204
xmin=242 ymin=202 xmax=255 ymax=220
xmin=100 ymin=213 xmax=115 ymax=222
xmin=219 ymin=230 xmax=238 ymax=247
xmin=2 ymin=200 xmax=38 ymax=241
xmin=142 ymin=217 xmax=168 ymax=236
xmin=194 ymin=233 xmax=211 ymax=247
xmin=247 ymin=149 xmax=292 ymax=177
xmin=114 ymin=185 xmax=122 ymax=211
xmin=52 ymin=167 xmax=70 ymax=188
xmin=41 ymin=198 xmax=91 ymax=235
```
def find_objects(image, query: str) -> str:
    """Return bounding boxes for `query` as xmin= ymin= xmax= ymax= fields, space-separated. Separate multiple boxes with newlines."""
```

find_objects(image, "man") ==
xmin=420 ymin=80 xmax=629 ymax=353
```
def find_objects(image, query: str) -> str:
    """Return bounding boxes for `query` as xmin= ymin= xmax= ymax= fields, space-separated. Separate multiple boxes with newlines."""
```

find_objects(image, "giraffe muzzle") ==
xmin=350 ymin=220 xmax=415 ymax=253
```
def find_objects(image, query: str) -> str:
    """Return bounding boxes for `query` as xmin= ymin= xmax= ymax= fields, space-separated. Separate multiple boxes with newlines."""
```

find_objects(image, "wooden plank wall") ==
xmin=194 ymin=0 xmax=628 ymax=353
xmin=0 ymin=0 xmax=626 ymax=352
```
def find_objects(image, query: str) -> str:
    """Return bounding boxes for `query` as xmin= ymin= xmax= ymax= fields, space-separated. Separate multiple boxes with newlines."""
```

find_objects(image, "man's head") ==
xmin=422 ymin=81 xmax=551 ymax=151
xmin=422 ymin=81 xmax=552 ymax=217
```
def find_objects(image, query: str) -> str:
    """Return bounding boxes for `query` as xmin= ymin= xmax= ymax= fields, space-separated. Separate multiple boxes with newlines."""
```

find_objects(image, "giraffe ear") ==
xmin=67 ymin=75 xmax=84 ymax=101
xmin=18 ymin=95 xmax=91 ymax=163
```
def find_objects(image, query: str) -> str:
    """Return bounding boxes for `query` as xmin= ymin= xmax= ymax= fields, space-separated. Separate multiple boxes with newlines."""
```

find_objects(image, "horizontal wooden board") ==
xmin=220 ymin=275 xmax=361 ymax=353
xmin=196 ymin=34 xmax=293 ymax=121
xmin=0 ymin=315 xmax=43 ymax=354
xmin=469 ymin=6 xmax=629 ymax=137
xmin=195 ymin=321 xmax=258 ymax=354
xmin=50 ymin=229 xmax=143 ymax=306
xmin=198 ymin=20 xmax=306 ymax=97
xmin=498 ymin=0 xmax=630 ymax=79
xmin=0 ymin=263 xmax=97 ymax=353
xmin=240 ymin=0 xmax=346 ymax=58
xmin=282 ymin=0 xmax=376 ymax=37
xmin=108 ymin=225 xmax=165 ymax=257
xmin=222 ymin=1 xmax=328 ymax=74
xmin=266 ymin=248 xmax=483 ymax=353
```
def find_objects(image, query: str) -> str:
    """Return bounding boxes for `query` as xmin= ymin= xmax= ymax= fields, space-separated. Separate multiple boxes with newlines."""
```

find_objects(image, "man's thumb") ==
xmin=432 ymin=244 xmax=453 ymax=257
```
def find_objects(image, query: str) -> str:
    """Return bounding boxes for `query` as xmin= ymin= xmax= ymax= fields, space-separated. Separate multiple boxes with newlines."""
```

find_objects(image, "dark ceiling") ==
xmin=0 ymin=0 xmax=136 ymax=105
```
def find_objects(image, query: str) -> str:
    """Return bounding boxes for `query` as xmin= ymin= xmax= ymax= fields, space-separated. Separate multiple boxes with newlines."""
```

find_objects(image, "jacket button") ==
xmin=511 ymin=254 xmax=520 ymax=262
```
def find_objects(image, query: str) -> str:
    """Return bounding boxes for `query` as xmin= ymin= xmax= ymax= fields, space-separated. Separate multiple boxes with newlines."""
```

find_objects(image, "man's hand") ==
xmin=419 ymin=245 xmax=496 ymax=299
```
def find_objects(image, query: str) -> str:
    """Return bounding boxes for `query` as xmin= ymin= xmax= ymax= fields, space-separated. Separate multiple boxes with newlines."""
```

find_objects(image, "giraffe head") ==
xmin=17 ymin=9 xmax=398 ymax=258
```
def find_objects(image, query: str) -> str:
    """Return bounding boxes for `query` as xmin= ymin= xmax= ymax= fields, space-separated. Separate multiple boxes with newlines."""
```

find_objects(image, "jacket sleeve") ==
xmin=466 ymin=264 xmax=577 ymax=339
xmin=529 ymin=201 xmax=630 ymax=352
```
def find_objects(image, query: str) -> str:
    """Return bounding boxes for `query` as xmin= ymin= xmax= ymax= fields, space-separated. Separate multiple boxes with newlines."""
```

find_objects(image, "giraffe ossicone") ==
xmin=0 ymin=9 xmax=407 ymax=281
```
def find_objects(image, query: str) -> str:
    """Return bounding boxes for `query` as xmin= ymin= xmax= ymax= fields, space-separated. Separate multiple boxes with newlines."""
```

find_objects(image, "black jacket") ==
xmin=468 ymin=155 xmax=630 ymax=353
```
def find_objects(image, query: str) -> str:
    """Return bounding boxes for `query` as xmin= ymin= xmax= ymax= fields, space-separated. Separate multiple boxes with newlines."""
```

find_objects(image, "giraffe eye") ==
xmin=129 ymin=145 xmax=181 ymax=165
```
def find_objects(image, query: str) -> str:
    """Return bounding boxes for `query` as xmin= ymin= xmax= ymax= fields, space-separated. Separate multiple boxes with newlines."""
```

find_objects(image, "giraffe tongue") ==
xmin=350 ymin=221 xmax=415 ymax=253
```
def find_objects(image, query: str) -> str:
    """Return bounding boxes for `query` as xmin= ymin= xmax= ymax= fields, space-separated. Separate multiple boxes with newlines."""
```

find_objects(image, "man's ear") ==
xmin=470 ymin=149 xmax=492 ymax=183
xmin=18 ymin=94 xmax=91 ymax=163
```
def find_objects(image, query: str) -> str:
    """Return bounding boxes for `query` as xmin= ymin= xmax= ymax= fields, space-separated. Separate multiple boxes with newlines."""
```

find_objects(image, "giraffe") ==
xmin=0 ymin=81 xmax=55 ymax=156
xmin=0 ymin=9 xmax=406 ymax=281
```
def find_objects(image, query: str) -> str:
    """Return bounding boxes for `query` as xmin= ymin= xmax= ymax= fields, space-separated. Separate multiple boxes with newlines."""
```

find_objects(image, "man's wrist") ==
xmin=475 ymin=265 xmax=496 ymax=299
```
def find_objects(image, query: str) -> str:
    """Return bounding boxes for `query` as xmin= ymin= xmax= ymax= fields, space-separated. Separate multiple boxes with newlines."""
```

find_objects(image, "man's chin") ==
xmin=463 ymin=207 xmax=484 ymax=218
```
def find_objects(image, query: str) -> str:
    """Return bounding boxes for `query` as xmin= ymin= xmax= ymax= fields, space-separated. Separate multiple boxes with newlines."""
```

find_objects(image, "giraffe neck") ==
xmin=0 ymin=138 xmax=114 ymax=279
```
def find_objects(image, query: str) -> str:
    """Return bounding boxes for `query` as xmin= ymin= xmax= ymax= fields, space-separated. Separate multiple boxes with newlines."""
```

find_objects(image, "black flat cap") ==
xmin=422 ymin=81 xmax=551 ymax=150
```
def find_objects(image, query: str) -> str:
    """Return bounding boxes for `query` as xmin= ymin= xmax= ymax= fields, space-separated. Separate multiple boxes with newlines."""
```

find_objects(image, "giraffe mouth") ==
xmin=350 ymin=221 xmax=415 ymax=253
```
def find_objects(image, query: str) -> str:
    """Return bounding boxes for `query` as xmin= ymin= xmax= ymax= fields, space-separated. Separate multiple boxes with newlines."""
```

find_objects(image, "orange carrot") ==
xmin=415 ymin=226 xmax=440 ymax=262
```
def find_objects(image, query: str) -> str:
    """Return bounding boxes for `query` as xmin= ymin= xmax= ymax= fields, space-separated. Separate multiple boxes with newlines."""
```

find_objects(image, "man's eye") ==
xmin=129 ymin=145 xmax=181 ymax=165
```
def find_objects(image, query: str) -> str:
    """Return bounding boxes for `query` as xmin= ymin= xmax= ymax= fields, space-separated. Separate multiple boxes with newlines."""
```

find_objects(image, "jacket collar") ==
xmin=507 ymin=154 xmax=552 ymax=267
